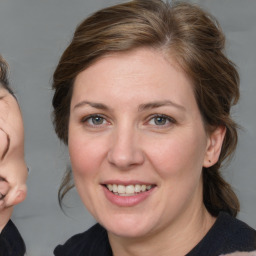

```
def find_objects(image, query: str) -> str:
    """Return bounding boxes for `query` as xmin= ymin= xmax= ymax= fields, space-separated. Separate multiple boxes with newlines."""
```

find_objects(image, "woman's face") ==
xmin=0 ymin=87 xmax=27 ymax=207
xmin=68 ymin=48 xmax=220 ymax=239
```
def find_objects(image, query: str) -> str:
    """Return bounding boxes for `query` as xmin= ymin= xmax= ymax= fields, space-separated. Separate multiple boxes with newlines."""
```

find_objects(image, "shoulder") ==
xmin=0 ymin=220 xmax=26 ymax=256
xmin=217 ymin=212 xmax=256 ymax=246
xmin=54 ymin=223 xmax=112 ymax=256
xmin=187 ymin=212 xmax=256 ymax=256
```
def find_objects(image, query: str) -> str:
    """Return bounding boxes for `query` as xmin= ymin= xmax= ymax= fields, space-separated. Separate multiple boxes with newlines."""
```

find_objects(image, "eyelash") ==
xmin=81 ymin=113 xmax=176 ymax=129
xmin=81 ymin=114 xmax=110 ymax=127
xmin=146 ymin=114 xmax=176 ymax=127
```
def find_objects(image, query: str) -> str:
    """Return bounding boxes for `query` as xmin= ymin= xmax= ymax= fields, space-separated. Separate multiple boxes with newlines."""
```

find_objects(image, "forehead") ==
xmin=72 ymin=48 xmax=195 ymax=106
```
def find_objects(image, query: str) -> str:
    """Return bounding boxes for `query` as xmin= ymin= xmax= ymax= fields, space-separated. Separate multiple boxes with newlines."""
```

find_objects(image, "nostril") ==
xmin=107 ymin=151 xmax=144 ymax=169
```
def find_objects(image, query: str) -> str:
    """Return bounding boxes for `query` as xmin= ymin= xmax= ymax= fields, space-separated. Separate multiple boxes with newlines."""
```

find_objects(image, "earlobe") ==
xmin=203 ymin=126 xmax=226 ymax=168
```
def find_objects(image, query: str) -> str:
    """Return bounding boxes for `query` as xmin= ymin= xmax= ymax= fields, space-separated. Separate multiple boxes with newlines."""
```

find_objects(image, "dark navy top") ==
xmin=54 ymin=212 xmax=256 ymax=256
xmin=0 ymin=220 xmax=26 ymax=256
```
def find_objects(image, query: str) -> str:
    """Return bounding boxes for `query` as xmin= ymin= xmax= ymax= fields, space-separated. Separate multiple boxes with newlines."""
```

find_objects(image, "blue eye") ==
xmin=90 ymin=116 xmax=104 ymax=125
xmin=148 ymin=115 xmax=175 ymax=127
xmin=82 ymin=115 xmax=108 ymax=127
xmin=153 ymin=116 xmax=167 ymax=125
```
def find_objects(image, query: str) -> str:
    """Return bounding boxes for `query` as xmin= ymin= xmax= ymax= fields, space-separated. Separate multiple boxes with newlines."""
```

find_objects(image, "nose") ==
xmin=107 ymin=126 xmax=145 ymax=170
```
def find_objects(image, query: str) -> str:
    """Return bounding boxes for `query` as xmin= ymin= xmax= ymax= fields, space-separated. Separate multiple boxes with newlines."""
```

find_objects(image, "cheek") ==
xmin=146 ymin=131 xmax=207 ymax=179
xmin=68 ymin=133 xmax=107 ymax=179
xmin=147 ymin=133 xmax=207 ymax=214
xmin=68 ymin=132 xmax=109 ymax=214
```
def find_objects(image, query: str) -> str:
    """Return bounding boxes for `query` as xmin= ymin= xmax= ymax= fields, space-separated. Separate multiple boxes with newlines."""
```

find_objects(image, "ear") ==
xmin=203 ymin=126 xmax=226 ymax=168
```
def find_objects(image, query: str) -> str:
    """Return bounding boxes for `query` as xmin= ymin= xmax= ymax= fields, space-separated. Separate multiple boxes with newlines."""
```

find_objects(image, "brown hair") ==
xmin=52 ymin=0 xmax=240 ymax=216
xmin=0 ymin=55 xmax=13 ymax=93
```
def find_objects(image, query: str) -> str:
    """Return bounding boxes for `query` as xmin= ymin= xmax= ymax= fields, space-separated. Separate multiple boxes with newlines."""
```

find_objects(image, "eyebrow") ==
xmin=73 ymin=101 xmax=109 ymax=110
xmin=138 ymin=100 xmax=185 ymax=112
xmin=73 ymin=100 xmax=185 ymax=112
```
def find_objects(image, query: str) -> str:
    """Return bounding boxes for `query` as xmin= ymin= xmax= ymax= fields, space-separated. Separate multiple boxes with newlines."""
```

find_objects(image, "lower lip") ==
xmin=102 ymin=185 xmax=155 ymax=207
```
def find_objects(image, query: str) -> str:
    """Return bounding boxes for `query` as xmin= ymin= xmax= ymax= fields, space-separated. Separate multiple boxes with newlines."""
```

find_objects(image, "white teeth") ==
xmin=125 ymin=185 xmax=135 ymax=194
xmin=117 ymin=185 xmax=126 ymax=194
xmin=106 ymin=184 xmax=154 ymax=196
xmin=113 ymin=184 xmax=118 ymax=193
xmin=134 ymin=184 xmax=141 ymax=193
xmin=107 ymin=184 xmax=113 ymax=192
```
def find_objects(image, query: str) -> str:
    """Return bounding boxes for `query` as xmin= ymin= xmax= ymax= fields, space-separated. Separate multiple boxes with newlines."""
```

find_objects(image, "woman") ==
xmin=52 ymin=0 xmax=256 ymax=255
xmin=0 ymin=55 xmax=27 ymax=256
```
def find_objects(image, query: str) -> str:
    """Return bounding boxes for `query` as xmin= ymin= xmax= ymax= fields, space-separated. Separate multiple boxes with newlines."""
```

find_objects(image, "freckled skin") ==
xmin=68 ymin=48 xmax=225 ymax=255
xmin=0 ymin=88 xmax=27 ymax=231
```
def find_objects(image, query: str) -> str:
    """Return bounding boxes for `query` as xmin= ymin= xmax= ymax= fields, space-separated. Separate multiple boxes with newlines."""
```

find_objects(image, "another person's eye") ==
xmin=81 ymin=115 xmax=109 ymax=127
xmin=147 ymin=114 xmax=176 ymax=127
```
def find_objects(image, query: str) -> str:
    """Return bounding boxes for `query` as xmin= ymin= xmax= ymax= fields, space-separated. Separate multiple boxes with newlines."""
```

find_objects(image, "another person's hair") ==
xmin=52 ymin=0 xmax=240 ymax=216
xmin=0 ymin=55 xmax=14 ymax=96
xmin=0 ymin=56 xmax=9 ymax=89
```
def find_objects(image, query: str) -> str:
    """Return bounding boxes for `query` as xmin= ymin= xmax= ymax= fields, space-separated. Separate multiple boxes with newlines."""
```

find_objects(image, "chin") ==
xmin=99 ymin=213 xmax=156 ymax=238
xmin=108 ymin=225 xmax=151 ymax=239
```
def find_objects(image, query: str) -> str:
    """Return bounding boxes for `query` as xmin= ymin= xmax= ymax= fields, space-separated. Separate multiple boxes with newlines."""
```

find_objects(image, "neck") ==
xmin=108 ymin=206 xmax=215 ymax=256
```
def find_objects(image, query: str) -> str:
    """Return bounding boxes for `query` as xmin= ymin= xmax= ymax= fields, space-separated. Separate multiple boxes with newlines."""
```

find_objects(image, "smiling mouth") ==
xmin=104 ymin=184 xmax=156 ymax=196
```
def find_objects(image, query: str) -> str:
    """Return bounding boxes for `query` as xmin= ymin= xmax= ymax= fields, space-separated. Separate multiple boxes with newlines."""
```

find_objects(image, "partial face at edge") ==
xmin=0 ymin=87 xmax=27 ymax=208
xmin=68 ymin=48 xmax=225 ymax=239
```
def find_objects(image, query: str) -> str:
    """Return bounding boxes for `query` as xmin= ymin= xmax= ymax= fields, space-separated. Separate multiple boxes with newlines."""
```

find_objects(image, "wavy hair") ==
xmin=52 ymin=0 xmax=240 ymax=216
